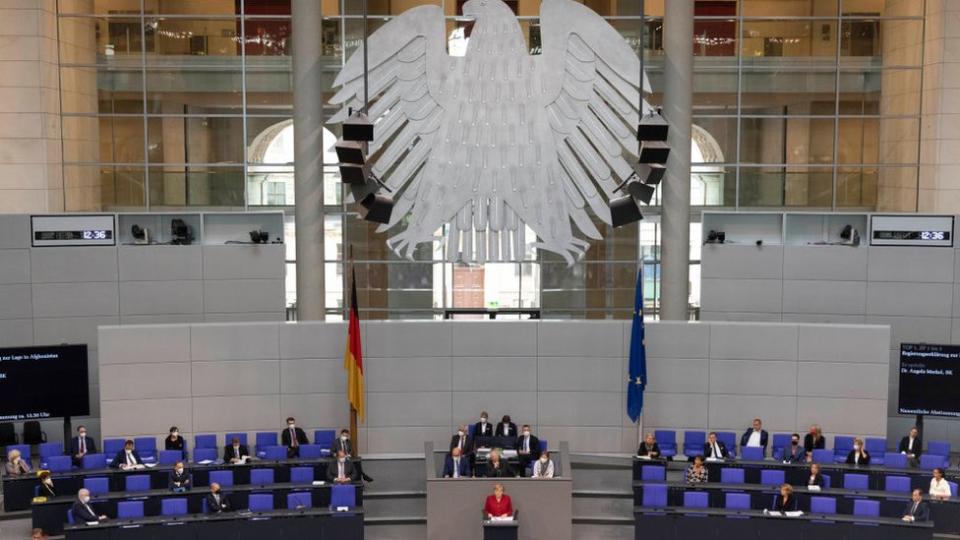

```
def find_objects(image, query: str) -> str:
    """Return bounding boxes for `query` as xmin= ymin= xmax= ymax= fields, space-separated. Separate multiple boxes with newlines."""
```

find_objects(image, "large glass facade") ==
xmin=57 ymin=0 xmax=924 ymax=319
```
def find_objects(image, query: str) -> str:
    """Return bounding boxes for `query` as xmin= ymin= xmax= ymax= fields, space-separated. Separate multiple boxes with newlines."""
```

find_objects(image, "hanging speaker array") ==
xmin=334 ymin=110 xmax=394 ymax=224
xmin=610 ymin=109 xmax=672 ymax=228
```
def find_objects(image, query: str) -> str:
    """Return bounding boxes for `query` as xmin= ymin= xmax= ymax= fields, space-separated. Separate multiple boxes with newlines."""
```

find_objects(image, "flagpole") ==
xmin=348 ymin=244 xmax=359 ymax=458
xmin=637 ymin=260 xmax=644 ymax=449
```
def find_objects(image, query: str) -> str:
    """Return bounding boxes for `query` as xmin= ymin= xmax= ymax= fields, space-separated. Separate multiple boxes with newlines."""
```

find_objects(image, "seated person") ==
xmin=109 ymin=440 xmax=143 ymax=470
xmin=443 ymin=447 xmax=471 ymax=478
xmin=168 ymin=461 xmax=191 ymax=491
xmin=474 ymin=412 xmax=494 ymax=440
xmin=515 ymin=425 xmax=540 ymax=475
xmin=38 ymin=471 xmax=56 ymax=498
xmin=206 ymin=482 xmax=233 ymax=513
xmin=164 ymin=426 xmax=186 ymax=454
xmin=281 ymin=417 xmax=309 ymax=458
xmin=332 ymin=429 xmax=373 ymax=482
xmin=845 ymin=437 xmax=870 ymax=465
xmin=930 ymin=467 xmax=951 ymax=499
xmin=899 ymin=426 xmax=922 ymax=465
xmin=4 ymin=449 xmax=30 ymax=476
xmin=71 ymin=488 xmax=107 ymax=523
xmin=903 ymin=488 xmax=931 ymax=522
xmin=484 ymin=449 xmax=514 ymax=478
xmin=804 ymin=425 xmax=825 ymax=459
xmin=450 ymin=424 xmax=473 ymax=455
xmin=223 ymin=437 xmax=249 ymax=464
xmin=703 ymin=432 xmax=729 ymax=460
xmin=740 ymin=418 xmax=768 ymax=451
xmin=69 ymin=425 xmax=97 ymax=468
xmin=685 ymin=455 xmax=708 ymax=483
xmin=783 ymin=433 xmax=806 ymax=463
xmin=636 ymin=433 xmax=660 ymax=459
xmin=484 ymin=483 xmax=514 ymax=519
xmin=326 ymin=450 xmax=355 ymax=484
xmin=771 ymin=484 xmax=799 ymax=512
xmin=532 ymin=451 xmax=555 ymax=478
xmin=495 ymin=415 xmax=517 ymax=438
xmin=806 ymin=463 xmax=824 ymax=488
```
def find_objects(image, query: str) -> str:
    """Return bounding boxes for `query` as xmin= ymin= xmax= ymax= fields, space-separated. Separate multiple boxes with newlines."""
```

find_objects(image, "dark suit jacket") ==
xmin=637 ymin=442 xmax=661 ymax=458
xmin=72 ymin=500 xmax=99 ymax=522
xmin=703 ymin=441 xmax=729 ymax=459
xmin=846 ymin=450 xmax=871 ymax=465
xmin=281 ymin=427 xmax=309 ymax=447
xmin=515 ymin=434 xmax=541 ymax=459
xmin=40 ymin=482 xmax=56 ymax=498
xmin=442 ymin=455 xmax=471 ymax=477
xmin=484 ymin=461 xmax=514 ymax=478
xmin=206 ymin=492 xmax=233 ymax=513
xmin=168 ymin=470 xmax=192 ymax=490
xmin=903 ymin=500 xmax=930 ymax=521
xmin=773 ymin=495 xmax=799 ymax=512
xmin=783 ymin=445 xmax=806 ymax=463
xmin=332 ymin=438 xmax=353 ymax=456
xmin=806 ymin=473 xmax=824 ymax=487
xmin=164 ymin=436 xmax=186 ymax=452
xmin=473 ymin=422 xmax=494 ymax=438
xmin=69 ymin=436 xmax=98 ymax=457
xmin=223 ymin=444 xmax=249 ymax=462
xmin=495 ymin=422 xmax=518 ymax=438
xmin=740 ymin=429 xmax=769 ymax=450
xmin=804 ymin=434 xmax=825 ymax=454
xmin=326 ymin=459 xmax=356 ymax=483
xmin=449 ymin=434 xmax=473 ymax=454
xmin=109 ymin=449 xmax=143 ymax=469
xmin=899 ymin=436 xmax=923 ymax=457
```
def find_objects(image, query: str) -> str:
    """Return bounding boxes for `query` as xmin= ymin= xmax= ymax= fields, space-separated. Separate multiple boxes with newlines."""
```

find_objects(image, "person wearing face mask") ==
xmin=515 ymin=424 xmax=541 ymax=476
xmin=807 ymin=463 xmax=824 ymax=488
xmin=281 ymin=417 xmax=309 ymax=458
xmin=845 ymin=437 xmax=871 ymax=465
xmin=38 ymin=471 xmax=56 ymax=498
xmin=449 ymin=424 xmax=474 ymax=456
xmin=484 ymin=449 xmax=514 ymax=478
xmin=5 ymin=448 xmax=31 ymax=476
xmin=473 ymin=413 xmax=494 ymax=452
xmin=69 ymin=425 xmax=97 ymax=467
xmin=495 ymin=415 xmax=517 ymax=438
xmin=109 ymin=440 xmax=144 ymax=470
xmin=206 ymin=482 xmax=233 ymax=513
xmin=332 ymin=429 xmax=374 ymax=482
xmin=783 ymin=433 xmax=805 ymax=463
xmin=532 ymin=450 xmax=555 ymax=478
xmin=168 ymin=461 xmax=192 ymax=492
xmin=326 ymin=450 xmax=356 ymax=483
xmin=443 ymin=447 xmax=471 ymax=478
xmin=164 ymin=426 xmax=185 ymax=456
xmin=71 ymin=488 xmax=107 ymax=523
xmin=223 ymin=437 xmax=249 ymax=464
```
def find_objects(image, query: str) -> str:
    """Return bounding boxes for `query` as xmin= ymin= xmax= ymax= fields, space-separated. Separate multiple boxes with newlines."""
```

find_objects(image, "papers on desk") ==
xmin=636 ymin=455 xmax=652 ymax=461
xmin=807 ymin=485 xmax=821 ymax=492
xmin=335 ymin=506 xmax=350 ymax=512
xmin=312 ymin=481 xmax=325 ymax=486
xmin=785 ymin=511 xmax=804 ymax=517
xmin=763 ymin=510 xmax=803 ymax=518
xmin=490 ymin=516 xmax=514 ymax=522
xmin=86 ymin=522 xmax=101 ymax=526
xmin=705 ymin=457 xmax=721 ymax=462
xmin=144 ymin=463 xmax=157 ymax=468
xmin=197 ymin=460 xmax=214 ymax=465
xmin=500 ymin=450 xmax=518 ymax=458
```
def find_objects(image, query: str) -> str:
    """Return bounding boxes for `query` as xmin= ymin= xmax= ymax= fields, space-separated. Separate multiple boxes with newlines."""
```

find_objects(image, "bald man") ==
xmin=71 ymin=489 xmax=107 ymax=523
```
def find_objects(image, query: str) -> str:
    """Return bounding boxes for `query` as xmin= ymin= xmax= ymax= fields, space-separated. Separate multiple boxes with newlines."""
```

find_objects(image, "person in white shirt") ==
xmin=109 ymin=440 xmax=143 ymax=470
xmin=899 ymin=427 xmax=922 ymax=467
xmin=930 ymin=467 xmax=952 ymax=499
xmin=739 ymin=418 xmax=768 ymax=453
xmin=532 ymin=451 xmax=555 ymax=478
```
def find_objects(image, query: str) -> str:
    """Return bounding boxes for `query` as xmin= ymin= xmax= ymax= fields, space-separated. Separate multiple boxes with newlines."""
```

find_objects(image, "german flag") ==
xmin=344 ymin=268 xmax=365 ymax=421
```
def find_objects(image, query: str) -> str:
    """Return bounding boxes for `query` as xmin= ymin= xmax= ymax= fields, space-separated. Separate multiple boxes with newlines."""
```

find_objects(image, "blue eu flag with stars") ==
xmin=627 ymin=266 xmax=647 ymax=423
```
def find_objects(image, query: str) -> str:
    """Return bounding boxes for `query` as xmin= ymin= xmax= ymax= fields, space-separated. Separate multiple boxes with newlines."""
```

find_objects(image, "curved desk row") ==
xmin=33 ymin=481 xmax=363 ymax=535
xmin=64 ymin=507 xmax=364 ymax=540
xmin=634 ymin=506 xmax=933 ymax=540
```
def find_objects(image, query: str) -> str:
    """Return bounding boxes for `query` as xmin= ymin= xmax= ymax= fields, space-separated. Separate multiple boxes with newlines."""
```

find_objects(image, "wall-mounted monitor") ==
xmin=899 ymin=343 xmax=960 ymax=417
xmin=0 ymin=344 xmax=90 ymax=420
xmin=31 ymin=215 xmax=116 ymax=247
xmin=871 ymin=215 xmax=954 ymax=247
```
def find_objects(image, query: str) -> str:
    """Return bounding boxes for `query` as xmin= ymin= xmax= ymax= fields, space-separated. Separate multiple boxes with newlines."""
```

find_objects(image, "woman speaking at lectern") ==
xmin=484 ymin=484 xmax=514 ymax=519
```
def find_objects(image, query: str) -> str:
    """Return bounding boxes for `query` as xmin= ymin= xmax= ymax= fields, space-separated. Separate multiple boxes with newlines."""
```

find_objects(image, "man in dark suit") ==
xmin=703 ymin=432 xmax=729 ymax=459
xmin=72 ymin=489 xmax=107 ymax=523
xmin=515 ymin=424 xmax=541 ymax=476
xmin=902 ymin=489 xmax=930 ymax=522
xmin=69 ymin=425 xmax=97 ymax=467
xmin=740 ymin=418 xmax=769 ymax=452
xmin=783 ymin=434 xmax=806 ymax=463
xmin=442 ymin=447 xmax=471 ymax=478
xmin=449 ymin=425 xmax=473 ymax=455
xmin=331 ymin=428 xmax=373 ymax=482
xmin=109 ymin=440 xmax=143 ymax=470
xmin=223 ymin=437 xmax=249 ymax=464
xmin=281 ymin=417 xmax=309 ymax=458
xmin=168 ymin=461 xmax=191 ymax=491
xmin=899 ymin=426 xmax=923 ymax=466
xmin=206 ymin=483 xmax=233 ymax=513
xmin=474 ymin=412 xmax=494 ymax=439
xmin=495 ymin=415 xmax=517 ymax=438
xmin=326 ymin=450 xmax=356 ymax=483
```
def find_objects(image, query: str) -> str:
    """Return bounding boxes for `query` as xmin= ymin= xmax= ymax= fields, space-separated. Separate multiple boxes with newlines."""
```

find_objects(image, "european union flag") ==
xmin=627 ymin=266 xmax=647 ymax=423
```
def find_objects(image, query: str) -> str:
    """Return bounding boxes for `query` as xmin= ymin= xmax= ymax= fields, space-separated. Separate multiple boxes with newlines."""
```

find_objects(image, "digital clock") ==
xmin=870 ymin=216 xmax=954 ymax=247
xmin=31 ymin=215 xmax=116 ymax=247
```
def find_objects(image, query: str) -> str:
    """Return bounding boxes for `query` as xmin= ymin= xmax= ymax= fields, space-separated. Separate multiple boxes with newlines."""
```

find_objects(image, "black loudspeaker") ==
xmin=637 ymin=112 xmax=670 ymax=142
xmin=131 ymin=225 xmax=145 ymax=240
xmin=339 ymin=163 xmax=370 ymax=185
xmin=359 ymin=193 xmax=394 ymax=224
xmin=170 ymin=219 xmax=193 ymax=245
xmin=610 ymin=195 xmax=643 ymax=227
xmin=249 ymin=230 xmax=269 ymax=243
xmin=639 ymin=141 xmax=671 ymax=164
xmin=335 ymin=141 xmax=366 ymax=165
xmin=627 ymin=182 xmax=657 ymax=205
xmin=343 ymin=113 xmax=374 ymax=142
xmin=644 ymin=163 xmax=666 ymax=185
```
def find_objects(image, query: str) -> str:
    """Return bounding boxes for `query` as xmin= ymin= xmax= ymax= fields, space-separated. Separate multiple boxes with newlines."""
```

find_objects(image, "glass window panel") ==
xmin=145 ymin=69 xmax=244 ymax=112
xmin=609 ymin=19 xmax=646 ymax=59
xmin=740 ymin=69 xmax=837 ymax=112
xmin=786 ymin=117 xmax=836 ymax=164
xmin=645 ymin=0 xmax=664 ymax=16
xmin=739 ymin=167 xmax=786 ymax=206
xmin=741 ymin=20 xmax=838 ymax=58
xmin=324 ymin=168 xmax=345 ymax=206
xmin=321 ymin=18 xmax=343 ymax=63
xmin=147 ymin=116 xmax=244 ymax=164
xmin=97 ymin=116 xmax=146 ymax=162
xmin=873 ymin=166 xmax=917 ymax=210
xmin=691 ymin=167 xmax=737 ymax=206
xmin=247 ymin=169 xmax=294 ymax=205
xmin=836 ymin=166 xmax=879 ymax=208
xmin=59 ymin=0 xmax=141 ymax=15
xmin=342 ymin=18 xmax=389 ymax=59
xmin=60 ymin=17 xmax=144 ymax=64
xmin=877 ymin=19 xmax=922 ymax=66
xmin=692 ymin=117 xmax=737 ymax=163
xmin=145 ymin=0 xmax=240 ymax=16
xmin=693 ymin=18 xmax=738 ymax=60
xmin=837 ymin=117 xmax=879 ymax=164
xmin=742 ymin=0 xmax=839 ymax=17
xmin=245 ymin=0 xmax=291 ymax=15
xmin=145 ymin=18 xmax=241 ymax=58
xmin=341 ymin=0 xmax=440 ymax=16
xmin=65 ymin=165 xmax=145 ymax=210
xmin=324 ymin=214 xmax=344 ymax=261
xmin=877 ymin=117 xmax=919 ymax=164
xmin=242 ymin=18 xmax=292 ymax=56
xmin=840 ymin=19 xmax=881 ymax=59
xmin=59 ymin=67 xmax=104 ymax=114
xmin=246 ymin=117 xmax=294 ymax=164
xmin=838 ymin=69 xmax=881 ymax=115
xmin=693 ymin=68 xmax=738 ymax=112
xmin=326 ymin=262 xmax=344 ymax=311
xmin=740 ymin=117 xmax=786 ymax=163
xmin=740 ymin=167 xmax=834 ymax=207
xmin=843 ymin=0 xmax=921 ymax=17
xmin=148 ymin=166 xmax=245 ymax=206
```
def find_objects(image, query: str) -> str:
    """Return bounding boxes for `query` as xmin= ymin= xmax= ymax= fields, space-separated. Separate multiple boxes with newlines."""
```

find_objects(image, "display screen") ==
xmin=873 ymin=230 xmax=951 ymax=242
xmin=0 ymin=345 xmax=90 ymax=421
xmin=899 ymin=343 xmax=960 ymax=417
xmin=34 ymin=230 xmax=113 ymax=242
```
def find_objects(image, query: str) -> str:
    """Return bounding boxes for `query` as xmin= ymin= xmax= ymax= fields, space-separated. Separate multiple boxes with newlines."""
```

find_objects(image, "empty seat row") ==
xmin=70 ymin=467 xmax=320 ymax=496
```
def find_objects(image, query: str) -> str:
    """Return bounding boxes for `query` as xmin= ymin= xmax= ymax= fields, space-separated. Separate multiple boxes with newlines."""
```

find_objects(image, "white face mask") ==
xmin=481 ymin=418 xmax=487 ymax=423
xmin=175 ymin=468 xmax=184 ymax=474
xmin=171 ymin=432 xmax=179 ymax=438
xmin=338 ymin=458 xmax=346 ymax=464
xmin=288 ymin=424 xmax=295 ymax=430
xmin=341 ymin=435 xmax=348 ymax=441
xmin=79 ymin=432 xmax=86 ymax=438
xmin=853 ymin=445 xmax=861 ymax=451
xmin=458 ymin=430 xmax=465 ymax=437
xmin=233 ymin=445 xmax=240 ymax=450
xmin=539 ymin=456 xmax=548 ymax=463
xmin=126 ymin=449 xmax=133 ymax=454
xmin=82 ymin=496 xmax=90 ymax=504
xmin=44 ymin=478 xmax=53 ymax=485
xmin=523 ymin=431 xmax=530 ymax=437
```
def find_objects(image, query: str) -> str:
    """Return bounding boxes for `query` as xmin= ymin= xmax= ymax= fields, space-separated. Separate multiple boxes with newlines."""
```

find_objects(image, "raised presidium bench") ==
xmin=63 ymin=507 xmax=364 ymax=540
xmin=32 ymin=481 xmax=363 ymax=535
xmin=634 ymin=506 xmax=933 ymax=540
xmin=632 ymin=479 xmax=960 ymax=534
xmin=4 ymin=456 xmax=352 ymax=511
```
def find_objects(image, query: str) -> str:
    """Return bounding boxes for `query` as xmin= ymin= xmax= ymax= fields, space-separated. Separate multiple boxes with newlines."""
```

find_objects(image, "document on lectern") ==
xmin=490 ymin=516 xmax=514 ymax=522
